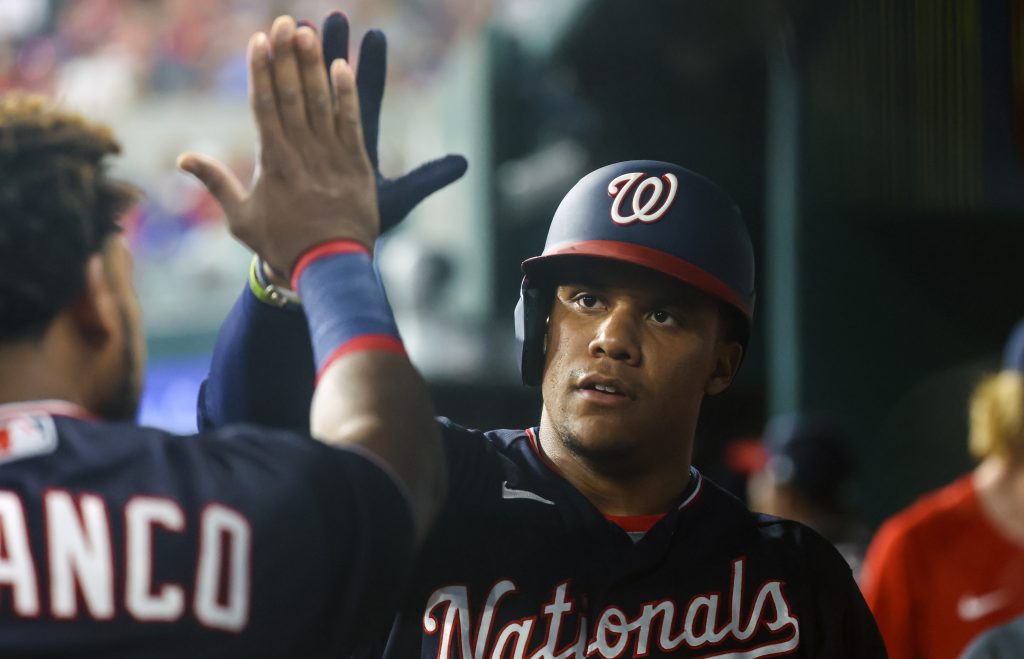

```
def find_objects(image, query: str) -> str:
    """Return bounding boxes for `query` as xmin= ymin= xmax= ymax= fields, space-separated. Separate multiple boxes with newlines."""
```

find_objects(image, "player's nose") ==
xmin=587 ymin=304 xmax=641 ymax=366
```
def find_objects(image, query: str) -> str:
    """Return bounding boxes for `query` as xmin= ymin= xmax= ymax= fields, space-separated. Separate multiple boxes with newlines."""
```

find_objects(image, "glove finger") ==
xmin=379 ymin=155 xmax=469 ymax=232
xmin=321 ymin=11 xmax=350 ymax=78
xmin=356 ymin=29 xmax=387 ymax=170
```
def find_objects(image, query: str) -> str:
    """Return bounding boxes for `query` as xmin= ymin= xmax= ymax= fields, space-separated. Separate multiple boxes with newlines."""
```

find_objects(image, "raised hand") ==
xmin=319 ymin=11 xmax=467 ymax=233
xmin=178 ymin=16 xmax=379 ymax=277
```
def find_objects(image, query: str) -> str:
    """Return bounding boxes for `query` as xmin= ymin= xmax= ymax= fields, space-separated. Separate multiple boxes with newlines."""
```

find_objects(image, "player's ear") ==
xmin=68 ymin=251 xmax=122 ymax=347
xmin=704 ymin=339 xmax=742 ymax=396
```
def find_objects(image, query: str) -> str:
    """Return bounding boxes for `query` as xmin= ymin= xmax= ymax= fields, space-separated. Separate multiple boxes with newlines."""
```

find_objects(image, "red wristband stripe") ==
xmin=315 ymin=334 xmax=408 ymax=383
xmin=291 ymin=240 xmax=372 ymax=291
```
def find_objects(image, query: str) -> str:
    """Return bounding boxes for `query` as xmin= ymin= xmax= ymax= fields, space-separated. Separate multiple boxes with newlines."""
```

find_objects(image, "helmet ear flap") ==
xmin=514 ymin=278 xmax=551 ymax=386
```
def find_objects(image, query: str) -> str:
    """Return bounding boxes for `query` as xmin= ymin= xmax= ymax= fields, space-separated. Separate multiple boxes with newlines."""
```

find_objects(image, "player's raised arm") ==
xmin=179 ymin=16 xmax=443 ymax=537
xmin=197 ymin=10 xmax=466 ymax=436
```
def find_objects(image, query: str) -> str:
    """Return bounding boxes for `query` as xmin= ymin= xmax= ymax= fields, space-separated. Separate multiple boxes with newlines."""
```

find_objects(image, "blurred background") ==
xmin=4 ymin=0 xmax=1022 ymax=528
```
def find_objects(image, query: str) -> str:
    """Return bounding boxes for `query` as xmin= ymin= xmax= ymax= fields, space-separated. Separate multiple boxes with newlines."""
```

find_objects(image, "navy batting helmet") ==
xmin=514 ymin=160 xmax=755 ymax=385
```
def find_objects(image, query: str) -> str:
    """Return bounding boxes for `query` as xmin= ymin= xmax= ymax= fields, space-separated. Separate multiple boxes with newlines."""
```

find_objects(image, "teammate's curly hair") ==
xmin=969 ymin=372 xmax=1024 ymax=461
xmin=0 ymin=93 xmax=138 ymax=342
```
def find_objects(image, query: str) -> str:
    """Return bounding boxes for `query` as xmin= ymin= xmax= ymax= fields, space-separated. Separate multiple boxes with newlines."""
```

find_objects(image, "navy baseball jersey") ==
xmin=382 ymin=420 xmax=886 ymax=658
xmin=0 ymin=399 xmax=413 ymax=658
xmin=200 ymin=284 xmax=888 ymax=657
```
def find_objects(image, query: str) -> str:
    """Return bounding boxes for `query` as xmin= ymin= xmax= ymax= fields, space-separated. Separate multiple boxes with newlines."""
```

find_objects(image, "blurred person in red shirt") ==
xmin=861 ymin=319 xmax=1024 ymax=659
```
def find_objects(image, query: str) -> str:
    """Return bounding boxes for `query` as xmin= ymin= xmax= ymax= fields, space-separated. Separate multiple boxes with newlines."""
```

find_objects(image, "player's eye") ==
xmin=569 ymin=292 xmax=602 ymax=310
xmin=650 ymin=309 xmax=678 ymax=326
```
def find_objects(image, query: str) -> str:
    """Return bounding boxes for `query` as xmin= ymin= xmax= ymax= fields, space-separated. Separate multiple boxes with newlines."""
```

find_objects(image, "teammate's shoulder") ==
xmin=172 ymin=422 xmax=413 ymax=509
xmin=906 ymin=473 xmax=975 ymax=518
xmin=188 ymin=421 xmax=393 ymax=475
xmin=58 ymin=415 xmax=309 ymax=448
xmin=193 ymin=420 xmax=310 ymax=447
xmin=52 ymin=415 xmax=168 ymax=458
xmin=874 ymin=473 xmax=976 ymax=542
xmin=89 ymin=418 xmax=373 ymax=476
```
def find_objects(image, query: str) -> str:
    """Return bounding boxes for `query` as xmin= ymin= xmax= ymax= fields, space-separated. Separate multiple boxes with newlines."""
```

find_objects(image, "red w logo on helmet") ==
xmin=607 ymin=172 xmax=679 ymax=225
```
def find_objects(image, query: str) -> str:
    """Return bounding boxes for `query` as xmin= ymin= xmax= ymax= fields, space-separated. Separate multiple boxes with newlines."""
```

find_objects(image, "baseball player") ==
xmin=746 ymin=413 xmax=870 ymax=578
xmin=0 ymin=16 xmax=444 ymax=657
xmin=860 ymin=318 xmax=1024 ymax=659
xmin=199 ymin=15 xmax=886 ymax=658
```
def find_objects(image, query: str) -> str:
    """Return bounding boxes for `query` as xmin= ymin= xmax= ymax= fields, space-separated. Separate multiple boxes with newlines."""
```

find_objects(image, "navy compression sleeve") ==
xmin=197 ymin=281 xmax=315 ymax=434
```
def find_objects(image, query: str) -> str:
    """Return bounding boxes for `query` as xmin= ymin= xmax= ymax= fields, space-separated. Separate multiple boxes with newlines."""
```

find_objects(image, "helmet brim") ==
xmin=521 ymin=239 xmax=752 ymax=320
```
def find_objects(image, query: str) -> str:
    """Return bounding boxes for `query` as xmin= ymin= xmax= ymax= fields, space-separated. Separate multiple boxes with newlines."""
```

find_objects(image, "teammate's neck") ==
xmin=536 ymin=415 xmax=693 ymax=517
xmin=0 ymin=324 xmax=91 ymax=409
xmin=973 ymin=456 xmax=1024 ymax=546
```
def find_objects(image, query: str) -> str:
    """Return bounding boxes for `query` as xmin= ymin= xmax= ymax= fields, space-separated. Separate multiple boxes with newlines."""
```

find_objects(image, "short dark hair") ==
xmin=0 ymin=93 xmax=138 ymax=342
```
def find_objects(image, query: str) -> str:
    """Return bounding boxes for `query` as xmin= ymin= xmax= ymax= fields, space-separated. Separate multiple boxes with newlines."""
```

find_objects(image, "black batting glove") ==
xmin=319 ymin=11 xmax=468 ymax=233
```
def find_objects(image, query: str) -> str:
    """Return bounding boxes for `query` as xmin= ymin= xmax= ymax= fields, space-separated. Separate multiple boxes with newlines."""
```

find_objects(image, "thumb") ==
xmin=176 ymin=153 xmax=246 ymax=219
xmin=380 ymin=154 xmax=469 ymax=232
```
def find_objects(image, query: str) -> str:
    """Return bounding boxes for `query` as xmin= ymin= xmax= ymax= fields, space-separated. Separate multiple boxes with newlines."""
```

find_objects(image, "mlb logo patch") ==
xmin=0 ymin=415 xmax=58 ymax=464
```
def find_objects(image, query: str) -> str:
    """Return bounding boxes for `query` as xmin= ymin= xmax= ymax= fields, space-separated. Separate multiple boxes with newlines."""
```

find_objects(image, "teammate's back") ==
xmin=0 ymin=404 xmax=412 ymax=657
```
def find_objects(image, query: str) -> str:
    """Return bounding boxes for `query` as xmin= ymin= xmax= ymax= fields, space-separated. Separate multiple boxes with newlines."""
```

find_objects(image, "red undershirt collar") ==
xmin=603 ymin=512 xmax=666 ymax=532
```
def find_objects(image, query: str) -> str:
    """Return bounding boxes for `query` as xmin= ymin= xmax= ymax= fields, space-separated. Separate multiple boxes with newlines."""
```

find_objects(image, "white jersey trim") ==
xmin=0 ymin=400 xmax=96 ymax=423
xmin=677 ymin=469 xmax=704 ymax=511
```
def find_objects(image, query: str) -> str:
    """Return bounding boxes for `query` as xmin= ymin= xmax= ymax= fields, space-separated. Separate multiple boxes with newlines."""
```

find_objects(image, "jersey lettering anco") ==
xmin=0 ymin=402 xmax=413 ymax=658
xmin=0 ymin=490 xmax=249 ymax=629
xmin=380 ymin=422 xmax=886 ymax=659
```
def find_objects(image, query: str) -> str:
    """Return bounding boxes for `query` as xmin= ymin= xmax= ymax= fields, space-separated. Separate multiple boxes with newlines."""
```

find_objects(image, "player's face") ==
xmin=540 ymin=260 xmax=740 ymax=470
xmin=96 ymin=235 xmax=145 ymax=421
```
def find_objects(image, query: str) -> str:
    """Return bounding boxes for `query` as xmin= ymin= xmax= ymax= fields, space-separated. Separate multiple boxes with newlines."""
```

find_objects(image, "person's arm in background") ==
xmin=181 ymin=14 xmax=447 ymax=535
xmin=197 ymin=11 xmax=467 ymax=434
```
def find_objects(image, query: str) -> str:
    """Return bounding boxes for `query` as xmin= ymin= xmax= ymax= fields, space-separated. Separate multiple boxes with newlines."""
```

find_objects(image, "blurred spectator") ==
xmin=0 ymin=0 xmax=494 ymax=100
xmin=0 ymin=0 xmax=493 ymax=333
xmin=861 ymin=319 xmax=1024 ymax=659
xmin=959 ymin=614 xmax=1024 ymax=659
xmin=743 ymin=413 xmax=869 ymax=577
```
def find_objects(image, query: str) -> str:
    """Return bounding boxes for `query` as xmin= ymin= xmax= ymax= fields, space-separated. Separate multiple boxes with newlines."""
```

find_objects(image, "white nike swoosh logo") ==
xmin=957 ymin=590 xmax=1010 ymax=621
xmin=501 ymin=481 xmax=555 ymax=505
